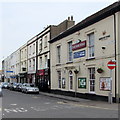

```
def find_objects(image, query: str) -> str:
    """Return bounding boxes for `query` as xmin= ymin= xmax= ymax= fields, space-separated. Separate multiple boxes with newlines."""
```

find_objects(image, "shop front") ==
xmin=37 ymin=68 xmax=50 ymax=91
xmin=27 ymin=73 xmax=35 ymax=84
xmin=19 ymin=72 xmax=27 ymax=83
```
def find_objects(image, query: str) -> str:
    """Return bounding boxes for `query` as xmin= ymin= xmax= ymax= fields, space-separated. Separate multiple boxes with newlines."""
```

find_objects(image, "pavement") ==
xmin=39 ymin=91 xmax=119 ymax=111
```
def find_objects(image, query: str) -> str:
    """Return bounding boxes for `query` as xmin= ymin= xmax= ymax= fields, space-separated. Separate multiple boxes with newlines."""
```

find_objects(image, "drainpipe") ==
xmin=113 ymin=13 xmax=117 ymax=103
xmin=36 ymin=37 xmax=38 ymax=86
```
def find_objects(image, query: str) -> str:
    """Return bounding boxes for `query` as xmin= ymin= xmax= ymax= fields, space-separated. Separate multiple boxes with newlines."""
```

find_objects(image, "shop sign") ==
xmin=74 ymin=50 xmax=85 ymax=59
xmin=100 ymin=77 xmax=111 ymax=91
xmin=37 ymin=69 xmax=44 ymax=76
xmin=78 ymin=78 xmax=86 ymax=89
xmin=72 ymin=41 xmax=86 ymax=51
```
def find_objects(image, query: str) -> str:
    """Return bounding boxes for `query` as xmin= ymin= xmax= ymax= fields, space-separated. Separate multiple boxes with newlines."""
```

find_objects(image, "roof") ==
xmin=49 ymin=1 xmax=120 ymax=43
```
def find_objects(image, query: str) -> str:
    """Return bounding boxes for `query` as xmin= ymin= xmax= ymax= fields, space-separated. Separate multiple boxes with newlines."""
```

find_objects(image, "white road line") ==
xmin=10 ymin=104 xmax=17 ymax=106
xmin=0 ymin=108 xmax=1 ymax=111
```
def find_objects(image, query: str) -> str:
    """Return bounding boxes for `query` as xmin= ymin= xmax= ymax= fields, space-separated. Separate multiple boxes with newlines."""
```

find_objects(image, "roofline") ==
xmin=49 ymin=1 xmax=120 ymax=43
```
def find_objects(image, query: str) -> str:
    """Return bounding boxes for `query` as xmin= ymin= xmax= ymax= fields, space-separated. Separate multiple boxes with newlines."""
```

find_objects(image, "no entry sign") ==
xmin=107 ymin=60 xmax=116 ymax=70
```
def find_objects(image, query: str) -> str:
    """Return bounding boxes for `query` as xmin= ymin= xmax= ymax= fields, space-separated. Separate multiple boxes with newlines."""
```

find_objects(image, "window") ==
xmin=29 ymin=60 xmax=31 ymax=67
xmin=57 ymin=46 xmax=61 ymax=63
xmin=57 ymin=71 xmax=61 ymax=88
xmin=40 ymin=57 xmax=42 ymax=69
xmin=33 ymin=44 xmax=35 ymax=54
xmin=25 ymin=49 xmax=27 ymax=58
xmin=44 ymin=35 xmax=47 ymax=47
xmin=69 ymin=71 xmax=73 ymax=89
xmin=39 ymin=38 xmax=42 ymax=51
xmin=88 ymin=33 xmax=95 ymax=58
xmin=45 ymin=55 xmax=47 ymax=68
xmin=68 ymin=41 xmax=73 ymax=62
xmin=33 ymin=59 xmax=35 ymax=70
xmin=62 ymin=78 xmax=66 ymax=89
xmin=89 ymin=67 xmax=95 ymax=92
xmin=29 ymin=46 xmax=31 ymax=55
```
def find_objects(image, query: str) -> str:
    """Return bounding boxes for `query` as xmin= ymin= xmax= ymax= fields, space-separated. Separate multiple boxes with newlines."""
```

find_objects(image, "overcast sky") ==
xmin=0 ymin=0 xmax=118 ymax=69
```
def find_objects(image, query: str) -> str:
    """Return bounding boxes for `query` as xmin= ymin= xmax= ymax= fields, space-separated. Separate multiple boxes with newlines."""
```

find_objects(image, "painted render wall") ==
xmin=50 ymin=15 xmax=117 ymax=97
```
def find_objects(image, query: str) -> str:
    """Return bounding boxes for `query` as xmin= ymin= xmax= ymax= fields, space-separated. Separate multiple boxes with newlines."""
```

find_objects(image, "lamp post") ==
xmin=74 ymin=69 xmax=79 ymax=97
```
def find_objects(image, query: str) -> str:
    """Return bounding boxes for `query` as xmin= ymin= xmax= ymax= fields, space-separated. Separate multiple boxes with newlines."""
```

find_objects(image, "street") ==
xmin=1 ymin=89 xmax=118 ymax=118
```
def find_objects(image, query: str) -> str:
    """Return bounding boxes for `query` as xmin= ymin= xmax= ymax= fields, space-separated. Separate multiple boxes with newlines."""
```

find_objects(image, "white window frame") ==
xmin=68 ymin=41 xmax=73 ymax=62
xmin=57 ymin=70 xmax=61 ymax=88
xmin=89 ymin=67 xmax=95 ymax=93
xmin=57 ymin=45 xmax=61 ymax=64
xmin=88 ymin=33 xmax=95 ymax=58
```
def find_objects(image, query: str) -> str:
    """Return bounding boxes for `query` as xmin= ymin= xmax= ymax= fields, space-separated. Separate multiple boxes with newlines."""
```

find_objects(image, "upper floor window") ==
xmin=33 ymin=44 xmax=35 ymax=54
xmin=45 ymin=55 xmax=47 ymax=68
xmin=39 ymin=38 xmax=42 ymax=51
xmin=88 ymin=33 xmax=95 ymax=58
xmin=33 ymin=59 xmax=35 ymax=70
xmin=57 ymin=45 xmax=61 ymax=64
xmin=44 ymin=35 xmax=47 ymax=48
xmin=68 ymin=41 xmax=73 ymax=62
xmin=29 ymin=46 xmax=31 ymax=55
xmin=40 ymin=57 xmax=42 ymax=69
xmin=29 ymin=60 xmax=31 ymax=67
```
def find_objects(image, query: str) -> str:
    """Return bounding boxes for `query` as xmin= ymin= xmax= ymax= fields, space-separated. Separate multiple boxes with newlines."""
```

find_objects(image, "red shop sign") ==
xmin=72 ymin=40 xmax=86 ymax=51
xmin=37 ymin=69 xmax=45 ymax=76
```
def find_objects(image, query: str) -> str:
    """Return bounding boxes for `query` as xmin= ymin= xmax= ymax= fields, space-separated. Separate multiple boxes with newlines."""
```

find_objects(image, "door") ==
xmin=89 ymin=68 xmax=95 ymax=93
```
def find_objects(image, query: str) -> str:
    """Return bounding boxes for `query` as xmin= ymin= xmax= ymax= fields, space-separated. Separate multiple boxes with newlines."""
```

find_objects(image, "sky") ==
xmin=0 ymin=0 xmax=118 ymax=69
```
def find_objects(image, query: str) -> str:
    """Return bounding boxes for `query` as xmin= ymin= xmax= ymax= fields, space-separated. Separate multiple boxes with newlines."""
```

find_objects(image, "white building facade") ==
xmin=50 ymin=2 xmax=120 ymax=102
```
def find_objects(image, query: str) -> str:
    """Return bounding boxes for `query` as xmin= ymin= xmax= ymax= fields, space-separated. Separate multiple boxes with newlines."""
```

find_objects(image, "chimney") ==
xmin=71 ymin=16 xmax=73 ymax=21
xmin=68 ymin=16 xmax=70 ymax=21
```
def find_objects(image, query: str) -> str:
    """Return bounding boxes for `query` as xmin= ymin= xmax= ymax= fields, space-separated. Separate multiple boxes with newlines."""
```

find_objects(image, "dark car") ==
xmin=16 ymin=83 xmax=23 ymax=91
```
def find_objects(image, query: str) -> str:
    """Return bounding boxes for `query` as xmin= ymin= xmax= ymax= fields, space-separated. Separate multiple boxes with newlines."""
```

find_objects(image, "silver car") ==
xmin=0 ymin=86 xmax=3 ymax=97
xmin=21 ymin=83 xmax=39 ymax=94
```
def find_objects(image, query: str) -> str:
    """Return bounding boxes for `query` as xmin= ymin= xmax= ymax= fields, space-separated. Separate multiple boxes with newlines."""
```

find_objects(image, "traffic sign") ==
xmin=107 ymin=60 xmax=116 ymax=70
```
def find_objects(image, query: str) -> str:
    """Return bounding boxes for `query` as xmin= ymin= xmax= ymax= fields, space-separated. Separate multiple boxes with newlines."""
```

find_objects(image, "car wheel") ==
xmin=25 ymin=89 xmax=28 ymax=94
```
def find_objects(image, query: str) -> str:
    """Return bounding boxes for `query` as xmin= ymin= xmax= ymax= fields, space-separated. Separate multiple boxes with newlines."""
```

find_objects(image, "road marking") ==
xmin=44 ymin=102 xmax=50 ymax=104
xmin=10 ymin=104 xmax=17 ymax=106
xmin=4 ymin=108 xmax=28 ymax=113
xmin=32 ymin=96 xmax=39 ymax=99
xmin=0 ymin=108 xmax=1 ymax=111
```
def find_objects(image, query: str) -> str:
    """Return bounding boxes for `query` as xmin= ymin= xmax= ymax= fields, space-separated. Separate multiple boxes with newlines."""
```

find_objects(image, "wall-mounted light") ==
xmin=102 ymin=46 xmax=106 ymax=50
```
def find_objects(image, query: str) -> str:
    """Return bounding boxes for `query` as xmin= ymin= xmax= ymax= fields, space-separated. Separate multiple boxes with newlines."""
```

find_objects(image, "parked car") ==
xmin=9 ymin=82 xmax=18 ymax=90
xmin=16 ymin=83 xmax=23 ymax=91
xmin=0 ymin=85 xmax=3 ymax=97
xmin=21 ymin=83 xmax=39 ymax=94
xmin=2 ymin=82 xmax=9 ymax=89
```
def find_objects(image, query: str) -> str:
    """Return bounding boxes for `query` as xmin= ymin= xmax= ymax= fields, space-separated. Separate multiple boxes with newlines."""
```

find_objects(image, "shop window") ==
xmin=88 ymin=33 xmax=95 ymax=58
xmin=69 ymin=70 xmax=73 ymax=89
xmin=68 ymin=41 xmax=73 ymax=62
xmin=57 ymin=71 xmax=61 ymax=88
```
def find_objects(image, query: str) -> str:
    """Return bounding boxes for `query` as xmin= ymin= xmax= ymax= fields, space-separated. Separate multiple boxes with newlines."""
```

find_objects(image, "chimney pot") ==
xmin=71 ymin=16 xmax=73 ymax=21
xmin=68 ymin=17 xmax=70 ymax=21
